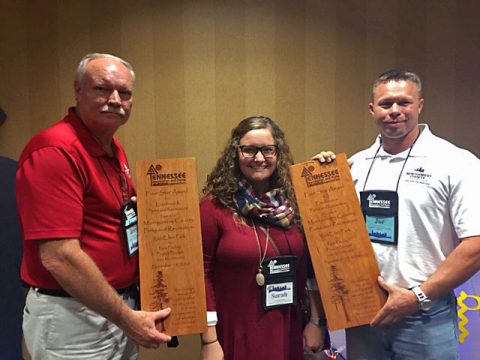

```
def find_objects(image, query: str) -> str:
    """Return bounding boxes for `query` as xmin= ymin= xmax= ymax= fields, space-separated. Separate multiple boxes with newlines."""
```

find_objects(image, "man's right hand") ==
xmin=121 ymin=307 xmax=172 ymax=348
xmin=39 ymin=238 xmax=172 ymax=348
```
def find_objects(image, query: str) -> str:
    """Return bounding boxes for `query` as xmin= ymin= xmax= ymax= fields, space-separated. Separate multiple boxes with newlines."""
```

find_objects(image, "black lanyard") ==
xmin=255 ymin=220 xmax=294 ymax=256
xmin=362 ymin=131 xmax=421 ymax=192
xmin=98 ymin=158 xmax=129 ymax=207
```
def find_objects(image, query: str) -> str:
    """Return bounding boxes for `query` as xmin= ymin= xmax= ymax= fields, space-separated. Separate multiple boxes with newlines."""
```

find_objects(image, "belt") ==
xmin=32 ymin=284 xmax=137 ymax=298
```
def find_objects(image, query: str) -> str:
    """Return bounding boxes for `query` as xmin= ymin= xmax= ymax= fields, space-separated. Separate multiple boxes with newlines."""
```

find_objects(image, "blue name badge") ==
xmin=365 ymin=215 xmax=395 ymax=244
xmin=360 ymin=190 xmax=399 ymax=245
xmin=121 ymin=201 xmax=139 ymax=256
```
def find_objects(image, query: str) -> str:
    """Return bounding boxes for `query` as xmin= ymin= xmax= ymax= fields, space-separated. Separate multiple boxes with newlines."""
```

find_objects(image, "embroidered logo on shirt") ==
xmin=405 ymin=166 xmax=432 ymax=185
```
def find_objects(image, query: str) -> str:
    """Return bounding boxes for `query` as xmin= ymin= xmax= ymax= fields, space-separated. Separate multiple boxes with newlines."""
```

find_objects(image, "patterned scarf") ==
xmin=234 ymin=179 xmax=294 ymax=229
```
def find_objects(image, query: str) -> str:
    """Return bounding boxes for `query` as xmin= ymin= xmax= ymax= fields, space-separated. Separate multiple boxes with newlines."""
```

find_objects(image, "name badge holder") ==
xmin=121 ymin=200 xmax=139 ymax=256
xmin=261 ymin=255 xmax=297 ymax=310
xmin=360 ymin=190 xmax=399 ymax=245
xmin=359 ymin=131 xmax=422 ymax=247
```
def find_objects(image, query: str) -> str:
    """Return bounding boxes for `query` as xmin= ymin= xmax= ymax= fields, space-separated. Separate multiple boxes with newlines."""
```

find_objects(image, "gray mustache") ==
xmin=100 ymin=105 xmax=126 ymax=116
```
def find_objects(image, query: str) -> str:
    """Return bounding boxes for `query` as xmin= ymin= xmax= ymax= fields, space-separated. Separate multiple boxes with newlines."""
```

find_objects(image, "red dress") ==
xmin=201 ymin=197 xmax=308 ymax=360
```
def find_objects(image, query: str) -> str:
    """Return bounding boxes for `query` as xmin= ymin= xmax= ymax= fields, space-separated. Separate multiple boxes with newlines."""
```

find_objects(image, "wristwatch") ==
xmin=411 ymin=285 xmax=433 ymax=311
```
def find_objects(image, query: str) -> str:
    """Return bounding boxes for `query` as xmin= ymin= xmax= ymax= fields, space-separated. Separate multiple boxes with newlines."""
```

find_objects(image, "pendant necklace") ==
xmin=252 ymin=220 xmax=269 ymax=286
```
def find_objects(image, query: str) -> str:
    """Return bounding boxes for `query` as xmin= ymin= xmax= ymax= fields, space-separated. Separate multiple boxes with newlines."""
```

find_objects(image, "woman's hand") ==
xmin=303 ymin=321 xmax=326 ymax=354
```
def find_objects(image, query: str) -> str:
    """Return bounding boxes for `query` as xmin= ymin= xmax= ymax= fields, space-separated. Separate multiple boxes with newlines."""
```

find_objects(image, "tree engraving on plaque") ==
xmin=152 ymin=270 xmax=170 ymax=331
xmin=328 ymin=265 xmax=351 ymax=322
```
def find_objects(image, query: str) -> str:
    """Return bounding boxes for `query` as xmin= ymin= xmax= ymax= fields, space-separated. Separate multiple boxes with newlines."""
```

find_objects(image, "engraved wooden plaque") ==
xmin=290 ymin=153 xmax=386 ymax=330
xmin=136 ymin=158 xmax=207 ymax=336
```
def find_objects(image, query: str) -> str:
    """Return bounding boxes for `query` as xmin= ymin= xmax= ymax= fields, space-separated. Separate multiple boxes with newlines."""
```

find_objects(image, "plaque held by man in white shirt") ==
xmin=290 ymin=153 xmax=386 ymax=330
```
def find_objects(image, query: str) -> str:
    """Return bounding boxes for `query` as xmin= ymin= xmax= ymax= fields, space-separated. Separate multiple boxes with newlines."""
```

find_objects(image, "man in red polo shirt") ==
xmin=17 ymin=53 xmax=171 ymax=359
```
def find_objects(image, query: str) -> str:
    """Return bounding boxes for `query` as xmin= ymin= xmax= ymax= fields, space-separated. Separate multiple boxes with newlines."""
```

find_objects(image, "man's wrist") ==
xmin=411 ymin=285 xmax=434 ymax=311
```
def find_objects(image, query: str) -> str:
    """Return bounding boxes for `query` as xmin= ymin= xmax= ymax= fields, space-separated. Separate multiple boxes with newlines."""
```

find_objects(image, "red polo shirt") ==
xmin=17 ymin=108 xmax=138 ymax=289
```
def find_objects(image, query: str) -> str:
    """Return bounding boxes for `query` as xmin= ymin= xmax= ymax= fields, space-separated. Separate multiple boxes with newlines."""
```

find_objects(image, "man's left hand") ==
xmin=370 ymin=276 xmax=419 ymax=327
xmin=311 ymin=151 xmax=336 ymax=164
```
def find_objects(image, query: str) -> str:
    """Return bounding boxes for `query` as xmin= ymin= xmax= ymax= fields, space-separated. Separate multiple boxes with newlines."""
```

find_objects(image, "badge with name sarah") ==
xmin=261 ymin=255 xmax=297 ymax=310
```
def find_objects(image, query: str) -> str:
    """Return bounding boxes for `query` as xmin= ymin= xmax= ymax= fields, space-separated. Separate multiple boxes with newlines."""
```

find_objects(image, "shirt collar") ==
xmin=370 ymin=123 xmax=431 ymax=159
xmin=66 ymin=107 xmax=120 ymax=158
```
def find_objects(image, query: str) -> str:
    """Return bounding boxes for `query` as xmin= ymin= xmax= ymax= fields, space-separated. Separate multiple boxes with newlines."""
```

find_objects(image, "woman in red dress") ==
xmin=200 ymin=116 xmax=327 ymax=360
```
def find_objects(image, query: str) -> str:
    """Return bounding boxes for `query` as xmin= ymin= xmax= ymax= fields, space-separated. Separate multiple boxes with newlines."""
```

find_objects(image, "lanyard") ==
xmin=257 ymin=222 xmax=294 ymax=256
xmin=252 ymin=220 xmax=295 ymax=287
xmin=362 ymin=131 xmax=420 ymax=192
xmin=98 ymin=158 xmax=130 ymax=207
xmin=253 ymin=221 xmax=269 ymax=270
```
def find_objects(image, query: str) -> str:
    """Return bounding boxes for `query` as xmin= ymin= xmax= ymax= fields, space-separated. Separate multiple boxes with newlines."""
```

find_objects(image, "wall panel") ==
xmin=183 ymin=0 xmax=216 ymax=187
xmin=334 ymin=0 xmax=368 ymax=155
xmin=274 ymin=0 xmax=307 ymax=160
xmin=119 ymin=0 xmax=156 ymax=167
xmin=0 ymin=1 xmax=30 ymax=158
xmin=27 ymin=1 xmax=61 ymax=135
xmin=214 ymin=0 xmax=246 ymax=156
xmin=244 ymin=0 xmax=276 ymax=120
xmin=305 ymin=0 xmax=337 ymax=157
xmin=454 ymin=1 xmax=480 ymax=152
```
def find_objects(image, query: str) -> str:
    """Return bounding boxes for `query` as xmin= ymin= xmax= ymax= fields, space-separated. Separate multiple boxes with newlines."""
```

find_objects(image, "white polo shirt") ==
xmin=350 ymin=124 xmax=480 ymax=288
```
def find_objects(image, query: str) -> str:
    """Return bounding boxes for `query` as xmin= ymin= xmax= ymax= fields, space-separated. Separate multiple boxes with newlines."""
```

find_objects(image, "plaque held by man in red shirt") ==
xmin=136 ymin=158 xmax=207 ymax=336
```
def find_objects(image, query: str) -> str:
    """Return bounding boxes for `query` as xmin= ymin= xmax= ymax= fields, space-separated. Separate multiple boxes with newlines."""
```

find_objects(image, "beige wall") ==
xmin=2 ymin=0 xmax=480 ymax=359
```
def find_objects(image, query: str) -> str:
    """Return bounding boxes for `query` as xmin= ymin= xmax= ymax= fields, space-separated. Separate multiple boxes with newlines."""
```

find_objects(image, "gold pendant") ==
xmin=256 ymin=271 xmax=265 ymax=286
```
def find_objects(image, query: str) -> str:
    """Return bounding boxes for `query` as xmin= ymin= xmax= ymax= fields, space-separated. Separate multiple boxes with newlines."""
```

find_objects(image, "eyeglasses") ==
xmin=238 ymin=145 xmax=278 ymax=158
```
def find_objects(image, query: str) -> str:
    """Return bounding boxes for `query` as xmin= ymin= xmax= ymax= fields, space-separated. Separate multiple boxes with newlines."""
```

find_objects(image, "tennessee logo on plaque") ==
xmin=136 ymin=158 xmax=207 ymax=336
xmin=290 ymin=153 xmax=386 ymax=330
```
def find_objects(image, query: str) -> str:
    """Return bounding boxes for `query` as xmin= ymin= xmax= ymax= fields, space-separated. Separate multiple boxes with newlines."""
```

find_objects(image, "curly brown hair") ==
xmin=202 ymin=116 xmax=301 ymax=223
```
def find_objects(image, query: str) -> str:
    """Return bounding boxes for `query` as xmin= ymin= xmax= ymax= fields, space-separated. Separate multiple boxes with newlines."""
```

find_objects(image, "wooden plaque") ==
xmin=290 ymin=153 xmax=386 ymax=330
xmin=136 ymin=158 xmax=207 ymax=336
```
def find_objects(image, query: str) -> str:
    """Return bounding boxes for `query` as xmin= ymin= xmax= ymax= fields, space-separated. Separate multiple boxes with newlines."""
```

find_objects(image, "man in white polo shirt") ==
xmin=340 ymin=69 xmax=480 ymax=359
